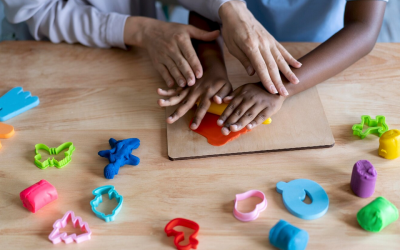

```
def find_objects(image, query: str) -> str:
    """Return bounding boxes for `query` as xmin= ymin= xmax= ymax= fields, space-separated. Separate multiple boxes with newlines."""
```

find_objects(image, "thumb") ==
xmin=187 ymin=26 xmax=220 ymax=41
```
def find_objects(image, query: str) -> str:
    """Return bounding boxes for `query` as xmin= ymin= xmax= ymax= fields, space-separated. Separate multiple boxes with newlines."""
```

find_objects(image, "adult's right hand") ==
xmin=218 ymin=1 xmax=302 ymax=96
xmin=124 ymin=16 xmax=220 ymax=88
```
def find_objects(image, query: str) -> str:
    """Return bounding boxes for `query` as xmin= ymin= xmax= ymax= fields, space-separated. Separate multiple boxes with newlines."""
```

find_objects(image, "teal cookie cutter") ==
xmin=90 ymin=185 xmax=123 ymax=222
xmin=352 ymin=115 xmax=389 ymax=139
xmin=34 ymin=142 xmax=75 ymax=169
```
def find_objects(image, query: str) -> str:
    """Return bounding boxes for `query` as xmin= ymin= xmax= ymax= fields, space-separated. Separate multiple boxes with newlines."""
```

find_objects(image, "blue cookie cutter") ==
xmin=90 ymin=185 xmax=123 ymax=222
xmin=269 ymin=220 xmax=309 ymax=250
xmin=0 ymin=87 xmax=40 ymax=122
xmin=276 ymin=179 xmax=329 ymax=220
xmin=98 ymin=138 xmax=140 ymax=179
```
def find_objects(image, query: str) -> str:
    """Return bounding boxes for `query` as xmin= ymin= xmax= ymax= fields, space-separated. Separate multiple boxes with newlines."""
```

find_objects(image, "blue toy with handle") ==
xmin=0 ymin=87 xmax=39 ymax=121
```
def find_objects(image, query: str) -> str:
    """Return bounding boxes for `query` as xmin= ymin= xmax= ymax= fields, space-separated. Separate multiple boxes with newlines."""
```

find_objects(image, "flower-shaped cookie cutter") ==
xmin=90 ymin=185 xmax=123 ymax=222
xmin=352 ymin=115 xmax=389 ymax=139
xmin=165 ymin=218 xmax=200 ymax=250
xmin=48 ymin=210 xmax=92 ymax=244
xmin=34 ymin=142 xmax=75 ymax=169
xmin=233 ymin=190 xmax=268 ymax=222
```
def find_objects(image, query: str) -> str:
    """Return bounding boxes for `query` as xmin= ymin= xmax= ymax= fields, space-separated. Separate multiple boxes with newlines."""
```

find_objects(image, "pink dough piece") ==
xmin=20 ymin=180 xmax=58 ymax=213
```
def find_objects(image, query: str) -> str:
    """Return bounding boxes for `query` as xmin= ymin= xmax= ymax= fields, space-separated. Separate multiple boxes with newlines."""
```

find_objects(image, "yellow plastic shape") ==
xmin=379 ymin=129 xmax=400 ymax=160
xmin=197 ymin=102 xmax=272 ymax=125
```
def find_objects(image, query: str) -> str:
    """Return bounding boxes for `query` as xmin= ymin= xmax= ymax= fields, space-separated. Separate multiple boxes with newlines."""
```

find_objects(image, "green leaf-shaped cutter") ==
xmin=352 ymin=115 xmax=389 ymax=139
xmin=34 ymin=142 xmax=75 ymax=169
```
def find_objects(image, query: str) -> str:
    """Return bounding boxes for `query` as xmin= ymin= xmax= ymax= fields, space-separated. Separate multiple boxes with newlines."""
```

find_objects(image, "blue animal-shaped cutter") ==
xmin=0 ymin=87 xmax=40 ymax=122
xmin=276 ymin=179 xmax=329 ymax=220
xmin=269 ymin=220 xmax=309 ymax=250
xmin=90 ymin=185 xmax=123 ymax=222
xmin=98 ymin=138 xmax=140 ymax=179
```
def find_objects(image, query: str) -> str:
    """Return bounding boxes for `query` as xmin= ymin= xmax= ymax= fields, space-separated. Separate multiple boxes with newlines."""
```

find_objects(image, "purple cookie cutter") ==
xmin=233 ymin=190 xmax=267 ymax=222
xmin=350 ymin=160 xmax=377 ymax=198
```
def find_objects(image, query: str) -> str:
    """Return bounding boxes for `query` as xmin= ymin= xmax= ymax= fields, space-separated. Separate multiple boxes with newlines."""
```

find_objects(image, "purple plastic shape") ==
xmin=350 ymin=160 xmax=377 ymax=198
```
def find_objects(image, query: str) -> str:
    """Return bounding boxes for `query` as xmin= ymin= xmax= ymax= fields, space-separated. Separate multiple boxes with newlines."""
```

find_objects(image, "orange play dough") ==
xmin=190 ymin=113 xmax=249 ymax=146
xmin=0 ymin=122 xmax=14 ymax=139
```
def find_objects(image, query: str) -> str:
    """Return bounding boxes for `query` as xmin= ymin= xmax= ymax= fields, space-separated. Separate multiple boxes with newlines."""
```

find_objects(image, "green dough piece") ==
xmin=357 ymin=197 xmax=399 ymax=232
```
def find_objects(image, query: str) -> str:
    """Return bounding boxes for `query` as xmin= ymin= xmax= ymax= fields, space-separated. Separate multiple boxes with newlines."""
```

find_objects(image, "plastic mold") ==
xmin=352 ymin=115 xmax=389 ymax=139
xmin=0 ymin=87 xmax=40 ymax=122
xmin=48 ymin=211 xmax=92 ymax=244
xmin=34 ymin=142 xmax=75 ymax=169
xmin=90 ymin=185 xmax=123 ymax=222
xmin=233 ymin=190 xmax=267 ymax=222
xmin=165 ymin=218 xmax=200 ymax=250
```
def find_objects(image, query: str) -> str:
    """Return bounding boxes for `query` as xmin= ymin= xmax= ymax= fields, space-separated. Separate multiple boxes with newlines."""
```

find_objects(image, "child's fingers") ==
xmin=213 ymin=83 xmax=232 ymax=104
xmin=166 ymin=94 xmax=198 ymax=124
xmin=276 ymin=42 xmax=302 ymax=68
xmin=155 ymin=64 xmax=175 ymax=87
xmin=163 ymin=56 xmax=187 ymax=87
xmin=178 ymin=40 xmax=203 ymax=80
xmin=158 ymin=88 xmax=189 ymax=107
xmin=271 ymin=48 xmax=299 ymax=85
xmin=217 ymin=96 xmax=244 ymax=127
xmin=191 ymin=98 xmax=211 ymax=130
xmin=231 ymin=105 xmax=265 ymax=132
xmin=169 ymin=51 xmax=196 ymax=86
xmin=157 ymin=87 xmax=183 ymax=97
xmin=246 ymin=108 xmax=273 ymax=130
xmin=222 ymin=86 xmax=243 ymax=103
xmin=224 ymin=101 xmax=255 ymax=132
xmin=262 ymin=48 xmax=288 ymax=97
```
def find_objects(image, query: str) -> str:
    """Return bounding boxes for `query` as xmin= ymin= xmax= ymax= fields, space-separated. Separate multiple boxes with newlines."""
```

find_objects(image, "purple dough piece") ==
xmin=350 ymin=160 xmax=377 ymax=198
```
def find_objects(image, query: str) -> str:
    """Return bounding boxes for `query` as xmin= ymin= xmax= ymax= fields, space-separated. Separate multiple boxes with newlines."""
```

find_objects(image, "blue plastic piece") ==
xmin=276 ymin=179 xmax=329 ymax=220
xmin=90 ymin=185 xmax=123 ymax=222
xmin=0 ymin=87 xmax=40 ymax=122
xmin=269 ymin=220 xmax=309 ymax=250
xmin=98 ymin=138 xmax=140 ymax=179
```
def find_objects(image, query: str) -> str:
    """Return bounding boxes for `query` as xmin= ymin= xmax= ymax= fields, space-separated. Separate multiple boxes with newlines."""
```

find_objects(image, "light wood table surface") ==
xmin=0 ymin=41 xmax=399 ymax=250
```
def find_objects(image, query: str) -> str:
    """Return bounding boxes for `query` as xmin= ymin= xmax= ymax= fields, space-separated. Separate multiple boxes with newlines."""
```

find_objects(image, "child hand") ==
xmin=158 ymin=66 xmax=232 ymax=129
xmin=217 ymin=82 xmax=285 ymax=135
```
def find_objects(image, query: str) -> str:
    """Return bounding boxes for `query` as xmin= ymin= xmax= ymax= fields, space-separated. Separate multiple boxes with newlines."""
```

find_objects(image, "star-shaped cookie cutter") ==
xmin=165 ymin=218 xmax=200 ymax=250
xmin=90 ymin=185 xmax=123 ymax=222
xmin=34 ymin=142 xmax=75 ymax=169
xmin=352 ymin=115 xmax=389 ymax=139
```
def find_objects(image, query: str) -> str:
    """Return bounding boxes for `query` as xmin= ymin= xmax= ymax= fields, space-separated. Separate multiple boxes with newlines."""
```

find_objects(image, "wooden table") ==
xmin=0 ymin=41 xmax=399 ymax=250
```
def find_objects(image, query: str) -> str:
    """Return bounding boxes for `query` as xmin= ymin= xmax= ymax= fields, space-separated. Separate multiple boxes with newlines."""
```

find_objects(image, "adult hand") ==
xmin=219 ymin=1 xmax=302 ymax=96
xmin=124 ymin=17 xmax=220 ymax=88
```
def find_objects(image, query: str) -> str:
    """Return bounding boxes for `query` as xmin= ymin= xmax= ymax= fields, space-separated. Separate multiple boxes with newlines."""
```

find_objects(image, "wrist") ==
xmin=123 ymin=16 xmax=151 ymax=47
xmin=219 ymin=1 xmax=247 ymax=22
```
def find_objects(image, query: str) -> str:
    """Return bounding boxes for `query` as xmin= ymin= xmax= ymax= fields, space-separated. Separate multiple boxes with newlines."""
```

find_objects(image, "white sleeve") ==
xmin=1 ymin=0 xmax=129 ymax=49
xmin=178 ymin=0 xmax=245 ymax=23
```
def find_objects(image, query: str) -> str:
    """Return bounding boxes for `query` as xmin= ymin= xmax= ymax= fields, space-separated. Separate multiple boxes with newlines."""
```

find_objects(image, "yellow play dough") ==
xmin=379 ymin=129 xmax=400 ymax=160
xmin=197 ymin=102 xmax=272 ymax=125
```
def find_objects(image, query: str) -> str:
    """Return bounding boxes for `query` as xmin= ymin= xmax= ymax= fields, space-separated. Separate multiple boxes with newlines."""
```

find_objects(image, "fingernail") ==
xmin=214 ymin=96 xmax=222 ymax=104
xmin=190 ymin=123 xmax=197 ymax=130
xmin=179 ymin=79 xmax=185 ymax=87
xmin=298 ymin=62 xmax=302 ymax=66
xmin=292 ymin=77 xmax=300 ymax=84
xmin=196 ymin=71 xmax=202 ymax=78
xmin=222 ymin=127 xmax=230 ymax=135
xmin=247 ymin=124 xmax=253 ymax=129
xmin=281 ymin=87 xmax=289 ymax=96
xmin=270 ymin=85 xmax=278 ymax=94
xmin=231 ymin=125 xmax=238 ymax=131
xmin=217 ymin=119 xmax=224 ymax=126
xmin=246 ymin=66 xmax=254 ymax=75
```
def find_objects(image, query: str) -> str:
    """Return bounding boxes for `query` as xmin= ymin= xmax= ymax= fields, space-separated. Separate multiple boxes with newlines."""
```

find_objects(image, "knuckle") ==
xmin=235 ymin=109 xmax=242 ymax=116
xmin=276 ymin=54 xmax=285 ymax=63
xmin=267 ymin=62 xmax=277 ymax=70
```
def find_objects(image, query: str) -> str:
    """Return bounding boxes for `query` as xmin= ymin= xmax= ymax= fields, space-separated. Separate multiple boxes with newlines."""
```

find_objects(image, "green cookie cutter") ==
xmin=352 ymin=115 xmax=389 ymax=139
xmin=34 ymin=142 xmax=75 ymax=169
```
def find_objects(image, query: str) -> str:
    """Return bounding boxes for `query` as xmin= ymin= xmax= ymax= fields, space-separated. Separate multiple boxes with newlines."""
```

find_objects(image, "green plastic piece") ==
xmin=34 ymin=142 xmax=75 ymax=169
xmin=352 ymin=115 xmax=389 ymax=139
xmin=357 ymin=196 xmax=398 ymax=232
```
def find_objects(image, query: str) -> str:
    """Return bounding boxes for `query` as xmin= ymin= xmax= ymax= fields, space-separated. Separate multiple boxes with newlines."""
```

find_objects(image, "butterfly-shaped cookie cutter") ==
xmin=34 ymin=142 xmax=75 ymax=169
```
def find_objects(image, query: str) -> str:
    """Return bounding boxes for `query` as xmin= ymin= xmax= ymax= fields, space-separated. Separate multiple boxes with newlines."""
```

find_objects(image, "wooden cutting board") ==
xmin=166 ymin=86 xmax=334 ymax=160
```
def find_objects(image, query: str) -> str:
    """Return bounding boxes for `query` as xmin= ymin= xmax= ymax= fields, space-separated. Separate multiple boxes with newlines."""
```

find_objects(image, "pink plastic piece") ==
xmin=48 ymin=211 xmax=92 ymax=244
xmin=19 ymin=180 xmax=58 ymax=213
xmin=233 ymin=190 xmax=268 ymax=222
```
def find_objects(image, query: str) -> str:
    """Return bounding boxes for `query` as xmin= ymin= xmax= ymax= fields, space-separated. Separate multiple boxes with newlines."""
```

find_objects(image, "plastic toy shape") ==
xmin=98 ymin=138 xmax=140 ymax=179
xmin=90 ymin=185 xmax=123 ymax=222
xmin=190 ymin=113 xmax=249 ymax=146
xmin=0 ymin=87 xmax=40 ymax=122
xmin=0 ymin=122 xmax=14 ymax=139
xmin=48 ymin=210 xmax=92 ymax=244
xmin=269 ymin=220 xmax=309 ymax=250
xmin=233 ymin=190 xmax=267 ymax=222
xmin=350 ymin=160 xmax=377 ymax=198
xmin=352 ymin=115 xmax=389 ymax=139
xmin=198 ymin=102 xmax=272 ymax=125
xmin=20 ymin=180 xmax=58 ymax=213
xmin=379 ymin=129 xmax=400 ymax=160
xmin=357 ymin=196 xmax=398 ymax=232
xmin=164 ymin=218 xmax=200 ymax=250
xmin=276 ymin=179 xmax=329 ymax=220
xmin=34 ymin=142 xmax=75 ymax=169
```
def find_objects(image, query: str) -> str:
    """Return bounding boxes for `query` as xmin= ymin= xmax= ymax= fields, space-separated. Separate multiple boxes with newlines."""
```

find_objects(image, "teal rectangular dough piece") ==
xmin=0 ymin=87 xmax=40 ymax=121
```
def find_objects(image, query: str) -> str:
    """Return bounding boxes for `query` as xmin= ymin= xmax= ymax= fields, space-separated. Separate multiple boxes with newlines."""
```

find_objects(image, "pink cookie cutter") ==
xmin=233 ymin=190 xmax=268 ymax=222
xmin=48 ymin=211 xmax=92 ymax=244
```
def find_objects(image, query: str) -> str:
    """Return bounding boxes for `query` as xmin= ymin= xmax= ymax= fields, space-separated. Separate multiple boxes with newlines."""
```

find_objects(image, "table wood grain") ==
xmin=0 ymin=41 xmax=399 ymax=250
